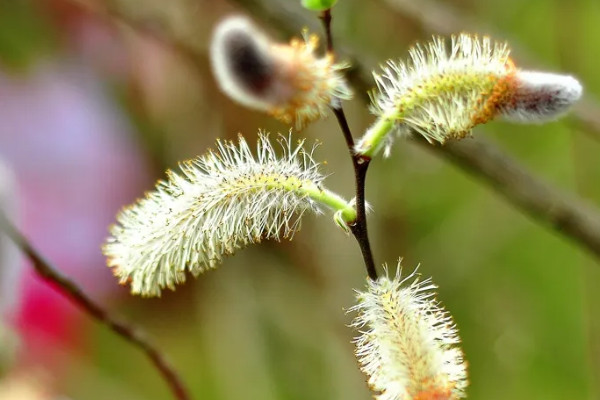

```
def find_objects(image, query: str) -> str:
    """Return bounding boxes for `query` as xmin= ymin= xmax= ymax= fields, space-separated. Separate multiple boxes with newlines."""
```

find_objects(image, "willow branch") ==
xmin=75 ymin=0 xmax=600 ymax=260
xmin=0 ymin=212 xmax=191 ymax=400
xmin=319 ymin=9 xmax=334 ymax=53
xmin=320 ymin=8 xmax=378 ymax=280
xmin=422 ymin=137 xmax=600 ymax=257
xmin=226 ymin=0 xmax=600 ymax=260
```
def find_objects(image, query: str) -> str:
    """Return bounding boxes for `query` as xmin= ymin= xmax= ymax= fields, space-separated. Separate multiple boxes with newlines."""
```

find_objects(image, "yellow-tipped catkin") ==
xmin=210 ymin=16 xmax=352 ymax=129
xmin=350 ymin=266 xmax=468 ymax=400
xmin=370 ymin=34 xmax=515 ymax=143
xmin=355 ymin=34 xmax=582 ymax=157
xmin=104 ymin=133 xmax=355 ymax=296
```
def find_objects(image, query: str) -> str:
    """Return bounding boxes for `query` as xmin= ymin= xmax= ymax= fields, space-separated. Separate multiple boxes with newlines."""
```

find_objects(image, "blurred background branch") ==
xmin=431 ymin=137 xmax=600 ymax=258
xmin=0 ymin=212 xmax=191 ymax=400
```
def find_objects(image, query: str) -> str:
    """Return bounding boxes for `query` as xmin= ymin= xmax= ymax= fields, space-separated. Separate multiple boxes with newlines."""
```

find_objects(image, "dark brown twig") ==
xmin=320 ymin=9 xmax=378 ymax=280
xmin=0 ymin=212 xmax=191 ymax=400
xmin=319 ymin=9 xmax=333 ymax=53
xmin=349 ymin=157 xmax=378 ymax=281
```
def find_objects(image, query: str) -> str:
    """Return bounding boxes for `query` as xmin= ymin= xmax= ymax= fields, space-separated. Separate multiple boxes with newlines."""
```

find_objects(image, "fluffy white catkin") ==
xmin=356 ymin=34 xmax=582 ymax=157
xmin=104 ymin=134 xmax=326 ymax=296
xmin=211 ymin=16 xmax=352 ymax=129
xmin=350 ymin=266 xmax=468 ymax=400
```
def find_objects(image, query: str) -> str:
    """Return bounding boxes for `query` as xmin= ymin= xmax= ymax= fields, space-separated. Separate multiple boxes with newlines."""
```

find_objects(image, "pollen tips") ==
xmin=350 ymin=266 xmax=468 ymax=400
xmin=103 ymin=133 xmax=326 ymax=296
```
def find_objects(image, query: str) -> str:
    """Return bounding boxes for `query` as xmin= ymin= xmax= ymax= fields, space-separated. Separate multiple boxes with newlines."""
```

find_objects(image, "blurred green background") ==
xmin=1 ymin=0 xmax=599 ymax=399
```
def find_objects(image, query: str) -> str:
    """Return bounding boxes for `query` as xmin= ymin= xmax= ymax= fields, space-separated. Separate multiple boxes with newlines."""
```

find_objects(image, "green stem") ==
xmin=355 ymin=114 xmax=395 ymax=158
xmin=272 ymin=175 xmax=357 ymax=224
xmin=306 ymin=184 xmax=357 ymax=222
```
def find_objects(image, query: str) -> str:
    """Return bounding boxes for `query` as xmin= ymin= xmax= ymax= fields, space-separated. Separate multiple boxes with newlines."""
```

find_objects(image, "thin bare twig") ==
xmin=349 ymin=157 xmax=378 ymax=281
xmin=319 ymin=9 xmax=333 ymax=53
xmin=0 ymin=212 xmax=191 ymax=400
xmin=320 ymin=8 xmax=378 ymax=280
xmin=421 ymin=137 xmax=600 ymax=259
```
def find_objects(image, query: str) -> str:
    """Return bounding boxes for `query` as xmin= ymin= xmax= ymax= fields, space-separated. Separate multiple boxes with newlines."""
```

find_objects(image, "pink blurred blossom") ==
xmin=0 ymin=61 xmax=151 ymax=367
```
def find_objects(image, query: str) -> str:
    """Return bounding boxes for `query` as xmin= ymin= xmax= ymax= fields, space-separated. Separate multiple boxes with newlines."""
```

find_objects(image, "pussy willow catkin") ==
xmin=350 ymin=266 xmax=468 ymax=400
xmin=210 ymin=16 xmax=352 ymax=129
xmin=104 ymin=134 xmax=355 ymax=296
xmin=356 ymin=34 xmax=582 ymax=157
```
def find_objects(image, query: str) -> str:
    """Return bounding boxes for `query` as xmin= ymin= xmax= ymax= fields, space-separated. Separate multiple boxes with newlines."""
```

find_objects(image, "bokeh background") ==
xmin=0 ymin=0 xmax=599 ymax=399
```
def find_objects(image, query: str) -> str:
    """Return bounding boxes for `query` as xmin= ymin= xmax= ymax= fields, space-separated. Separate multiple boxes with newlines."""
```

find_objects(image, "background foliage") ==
xmin=1 ymin=0 xmax=599 ymax=399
